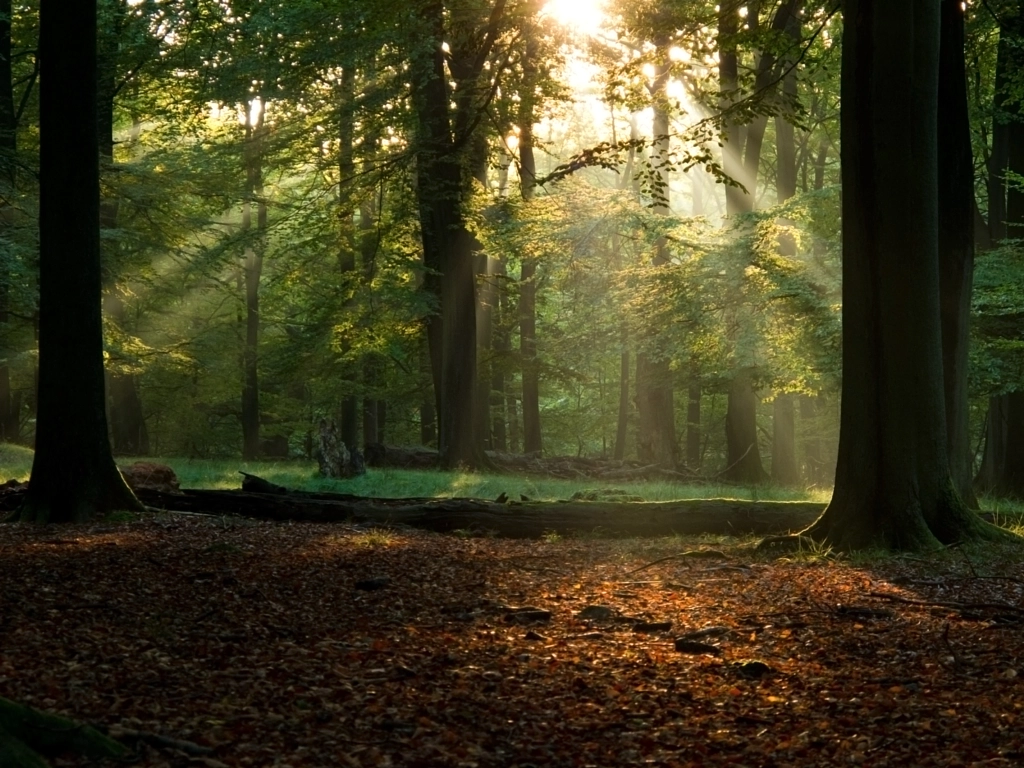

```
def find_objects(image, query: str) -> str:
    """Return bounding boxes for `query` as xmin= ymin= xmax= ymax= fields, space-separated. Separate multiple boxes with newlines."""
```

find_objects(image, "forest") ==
xmin=3 ymin=0 xmax=1024 ymax=766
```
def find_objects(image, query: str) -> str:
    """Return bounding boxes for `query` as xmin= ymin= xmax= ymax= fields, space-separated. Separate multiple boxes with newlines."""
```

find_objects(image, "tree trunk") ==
xmin=519 ymin=49 xmax=542 ymax=456
xmin=411 ymin=2 xmax=481 ymax=468
xmin=724 ymin=369 xmax=766 ymax=483
xmin=770 ymin=8 xmax=801 ymax=486
xmin=490 ymin=258 xmax=508 ymax=451
xmin=635 ymin=37 xmax=676 ymax=468
xmin=0 ymin=0 xmax=16 ymax=443
xmin=936 ymin=0 xmax=978 ymax=509
xmin=804 ymin=0 xmax=995 ymax=549
xmin=240 ymin=102 xmax=265 ymax=461
xmin=338 ymin=66 xmax=359 ymax=450
xmin=20 ymin=0 xmax=141 ymax=522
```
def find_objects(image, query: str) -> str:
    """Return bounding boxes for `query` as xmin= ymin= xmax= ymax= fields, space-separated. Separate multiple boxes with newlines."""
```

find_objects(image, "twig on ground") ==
xmin=626 ymin=550 xmax=730 ymax=575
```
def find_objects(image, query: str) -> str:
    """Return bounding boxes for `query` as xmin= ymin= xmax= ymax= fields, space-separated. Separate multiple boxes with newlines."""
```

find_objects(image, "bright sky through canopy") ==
xmin=542 ymin=0 xmax=607 ymax=36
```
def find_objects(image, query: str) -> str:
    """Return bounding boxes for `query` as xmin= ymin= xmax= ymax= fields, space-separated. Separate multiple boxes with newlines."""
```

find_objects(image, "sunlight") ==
xmin=542 ymin=0 xmax=607 ymax=36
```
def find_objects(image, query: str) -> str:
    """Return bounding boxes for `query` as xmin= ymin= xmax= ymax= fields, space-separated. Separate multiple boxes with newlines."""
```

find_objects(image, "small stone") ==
xmin=524 ymin=630 xmax=547 ymax=642
xmin=633 ymin=621 xmax=673 ymax=633
xmin=736 ymin=660 xmax=774 ymax=679
xmin=577 ymin=605 xmax=616 ymax=620
xmin=674 ymin=639 xmax=721 ymax=656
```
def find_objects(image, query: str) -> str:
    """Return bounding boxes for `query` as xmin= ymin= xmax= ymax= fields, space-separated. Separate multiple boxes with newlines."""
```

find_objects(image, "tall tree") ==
xmin=19 ymin=0 xmax=141 ymax=522
xmin=635 ymin=33 xmax=677 ymax=467
xmin=518 ymin=5 xmax=542 ymax=456
xmin=937 ymin=0 xmax=979 ymax=509
xmin=801 ymin=0 xmax=996 ymax=549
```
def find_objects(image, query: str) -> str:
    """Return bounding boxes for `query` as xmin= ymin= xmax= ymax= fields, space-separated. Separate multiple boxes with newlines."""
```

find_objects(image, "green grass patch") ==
xmin=0 ymin=447 xmax=833 ymax=503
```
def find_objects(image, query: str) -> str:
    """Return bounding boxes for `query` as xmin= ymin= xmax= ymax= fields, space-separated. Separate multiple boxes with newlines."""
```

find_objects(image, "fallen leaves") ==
xmin=0 ymin=518 xmax=1022 ymax=767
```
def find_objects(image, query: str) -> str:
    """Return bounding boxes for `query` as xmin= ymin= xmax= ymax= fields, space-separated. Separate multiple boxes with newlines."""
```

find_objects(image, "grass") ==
xmin=0 ymin=446 xmax=832 ymax=503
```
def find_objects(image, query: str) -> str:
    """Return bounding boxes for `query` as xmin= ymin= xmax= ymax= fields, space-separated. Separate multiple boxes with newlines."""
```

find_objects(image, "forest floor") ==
xmin=1 ymin=516 xmax=1023 ymax=767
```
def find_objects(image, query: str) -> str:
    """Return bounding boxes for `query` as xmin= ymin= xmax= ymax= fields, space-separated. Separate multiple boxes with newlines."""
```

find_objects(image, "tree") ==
xmin=18 ymin=0 xmax=141 ymax=522
xmin=800 ymin=0 xmax=996 ymax=549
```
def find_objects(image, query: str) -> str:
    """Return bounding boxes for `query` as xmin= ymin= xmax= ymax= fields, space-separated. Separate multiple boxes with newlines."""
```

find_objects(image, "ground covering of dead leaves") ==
xmin=1 ymin=517 xmax=1023 ymax=768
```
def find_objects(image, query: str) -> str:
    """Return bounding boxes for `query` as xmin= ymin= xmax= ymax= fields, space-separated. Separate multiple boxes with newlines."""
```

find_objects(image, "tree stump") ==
xmin=316 ymin=419 xmax=365 ymax=478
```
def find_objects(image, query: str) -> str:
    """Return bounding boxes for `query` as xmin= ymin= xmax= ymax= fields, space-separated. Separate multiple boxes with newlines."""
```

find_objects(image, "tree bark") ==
xmin=338 ymin=65 xmax=359 ymax=450
xmin=803 ymin=0 xmax=995 ymax=549
xmin=0 ymin=0 xmax=17 ymax=443
xmin=19 ymin=0 xmax=141 ymax=522
xmin=240 ymin=102 xmax=265 ymax=461
xmin=937 ymin=0 xmax=978 ymax=509
xmin=635 ymin=37 xmax=676 ymax=468
xmin=410 ymin=1 xmax=482 ymax=468
xmin=724 ymin=369 xmax=766 ymax=483
xmin=519 ymin=31 xmax=542 ymax=456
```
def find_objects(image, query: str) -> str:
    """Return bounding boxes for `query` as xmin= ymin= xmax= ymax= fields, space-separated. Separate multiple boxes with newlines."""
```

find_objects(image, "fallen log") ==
xmin=128 ymin=487 xmax=824 ymax=538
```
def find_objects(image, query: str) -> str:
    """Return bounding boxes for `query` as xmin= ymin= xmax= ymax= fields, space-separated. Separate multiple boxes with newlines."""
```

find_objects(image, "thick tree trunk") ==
xmin=937 ymin=0 xmax=978 ymax=509
xmin=804 ymin=0 xmax=994 ymax=549
xmin=20 ymin=0 xmax=141 ymax=522
xmin=411 ymin=3 xmax=481 ymax=469
xmin=771 ymin=395 xmax=799 ymax=485
xmin=724 ymin=369 xmax=766 ymax=483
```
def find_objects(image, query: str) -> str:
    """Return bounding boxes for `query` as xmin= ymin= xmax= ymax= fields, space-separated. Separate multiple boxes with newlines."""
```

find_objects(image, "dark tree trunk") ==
xmin=0 ymin=0 xmax=17 ymax=442
xmin=338 ymin=66 xmax=359 ymax=450
xmin=410 ymin=2 xmax=481 ymax=468
xmin=20 ymin=0 xmax=141 ymax=522
xmin=240 ymin=105 xmax=265 ymax=461
xmin=724 ymin=369 xmax=766 ymax=483
xmin=718 ymin=2 xmax=746 ymax=217
xmin=937 ymin=0 xmax=978 ymax=509
xmin=804 ymin=0 xmax=994 ymax=549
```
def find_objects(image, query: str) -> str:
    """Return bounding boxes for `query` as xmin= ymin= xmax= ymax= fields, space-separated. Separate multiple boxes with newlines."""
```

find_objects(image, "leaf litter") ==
xmin=0 ymin=518 xmax=1022 ymax=767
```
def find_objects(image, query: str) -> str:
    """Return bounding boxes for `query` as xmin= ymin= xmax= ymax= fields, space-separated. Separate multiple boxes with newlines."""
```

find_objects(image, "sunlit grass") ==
xmin=0 ymin=446 xmax=833 ymax=502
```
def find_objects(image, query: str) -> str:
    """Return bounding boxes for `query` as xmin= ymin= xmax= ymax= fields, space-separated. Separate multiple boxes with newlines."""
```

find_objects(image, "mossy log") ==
xmin=0 ymin=697 xmax=127 ymax=767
